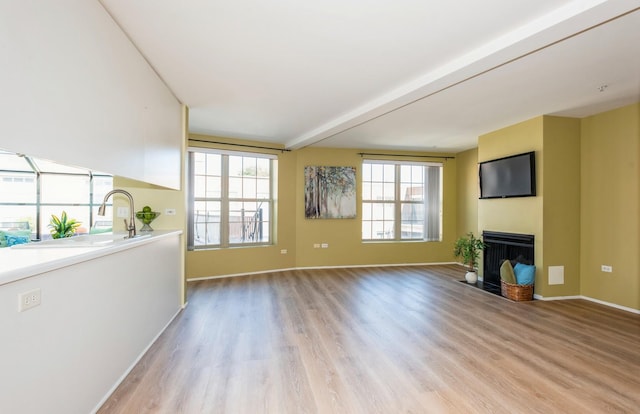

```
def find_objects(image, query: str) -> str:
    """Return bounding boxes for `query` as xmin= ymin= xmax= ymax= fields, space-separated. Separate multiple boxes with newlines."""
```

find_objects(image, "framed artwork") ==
xmin=304 ymin=166 xmax=356 ymax=219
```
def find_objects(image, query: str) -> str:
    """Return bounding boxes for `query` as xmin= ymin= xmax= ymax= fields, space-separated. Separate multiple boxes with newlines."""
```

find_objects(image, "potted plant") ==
xmin=453 ymin=232 xmax=486 ymax=283
xmin=48 ymin=211 xmax=81 ymax=239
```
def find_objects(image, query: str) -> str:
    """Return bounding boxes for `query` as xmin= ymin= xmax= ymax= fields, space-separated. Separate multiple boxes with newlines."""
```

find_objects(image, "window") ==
xmin=362 ymin=160 xmax=442 ymax=241
xmin=187 ymin=149 xmax=275 ymax=249
xmin=0 ymin=150 xmax=113 ymax=240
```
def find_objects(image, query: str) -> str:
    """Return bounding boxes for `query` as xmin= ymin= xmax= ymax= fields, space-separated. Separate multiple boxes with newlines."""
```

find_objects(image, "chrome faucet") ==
xmin=98 ymin=189 xmax=137 ymax=238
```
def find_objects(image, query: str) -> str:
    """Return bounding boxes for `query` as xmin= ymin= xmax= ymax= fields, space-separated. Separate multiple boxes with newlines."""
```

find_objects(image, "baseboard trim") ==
xmin=186 ymin=262 xmax=458 ymax=282
xmin=534 ymin=294 xmax=640 ymax=314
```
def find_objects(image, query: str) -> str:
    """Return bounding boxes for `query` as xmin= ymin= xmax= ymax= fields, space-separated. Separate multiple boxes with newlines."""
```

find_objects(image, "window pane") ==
xmin=0 ymin=205 xmax=36 ymax=237
xmin=242 ymin=157 xmax=257 ymax=177
xmin=206 ymin=154 xmax=221 ymax=175
xmin=194 ymin=175 xmax=205 ymax=198
xmin=242 ymin=177 xmax=257 ymax=198
xmin=256 ymin=158 xmax=270 ymax=177
xmin=362 ymin=203 xmax=372 ymax=220
xmin=206 ymin=176 xmax=221 ymax=198
xmin=93 ymin=176 xmax=113 ymax=204
xmin=383 ymin=183 xmax=395 ymax=200
xmin=401 ymin=184 xmax=423 ymax=201
xmin=41 ymin=174 xmax=90 ymax=204
xmin=0 ymin=172 xmax=36 ymax=203
xmin=362 ymin=181 xmax=371 ymax=201
xmin=194 ymin=201 xmax=220 ymax=246
xmin=383 ymin=164 xmax=395 ymax=182
xmin=229 ymin=177 xmax=242 ymax=198
xmin=401 ymin=203 xmax=424 ymax=239
xmin=229 ymin=156 xmax=243 ymax=177
xmin=362 ymin=163 xmax=371 ymax=181
xmin=370 ymin=182 xmax=383 ymax=200
xmin=193 ymin=153 xmax=206 ymax=175
xmin=229 ymin=201 xmax=269 ymax=244
xmin=256 ymin=178 xmax=270 ymax=199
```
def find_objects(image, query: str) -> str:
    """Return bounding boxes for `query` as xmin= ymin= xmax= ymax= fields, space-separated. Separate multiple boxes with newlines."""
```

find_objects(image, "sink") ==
xmin=11 ymin=233 xmax=151 ymax=249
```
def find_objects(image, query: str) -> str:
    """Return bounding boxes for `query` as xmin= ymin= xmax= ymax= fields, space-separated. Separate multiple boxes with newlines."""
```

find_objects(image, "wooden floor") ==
xmin=98 ymin=265 xmax=640 ymax=414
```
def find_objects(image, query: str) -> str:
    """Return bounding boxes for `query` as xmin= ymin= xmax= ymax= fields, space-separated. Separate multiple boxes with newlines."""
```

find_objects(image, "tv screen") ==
xmin=479 ymin=151 xmax=536 ymax=199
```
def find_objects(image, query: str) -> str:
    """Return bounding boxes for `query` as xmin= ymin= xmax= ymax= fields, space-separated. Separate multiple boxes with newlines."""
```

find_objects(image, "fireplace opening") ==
xmin=481 ymin=231 xmax=534 ymax=295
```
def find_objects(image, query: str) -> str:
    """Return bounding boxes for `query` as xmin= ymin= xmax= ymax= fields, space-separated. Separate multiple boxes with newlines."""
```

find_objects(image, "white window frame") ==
xmin=187 ymin=147 xmax=276 ymax=250
xmin=362 ymin=159 xmax=442 ymax=242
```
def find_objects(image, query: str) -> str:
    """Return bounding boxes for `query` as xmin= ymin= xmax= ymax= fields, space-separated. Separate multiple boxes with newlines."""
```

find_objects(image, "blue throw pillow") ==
xmin=6 ymin=234 xmax=30 ymax=246
xmin=514 ymin=263 xmax=535 ymax=285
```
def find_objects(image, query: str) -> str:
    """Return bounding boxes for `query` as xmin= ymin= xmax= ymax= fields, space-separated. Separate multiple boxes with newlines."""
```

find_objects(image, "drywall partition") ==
xmin=0 ymin=0 xmax=182 ymax=189
xmin=455 ymin=148 xmax=479 ymax=238
xmin=580 ymin=103 xmax=639 ymax=310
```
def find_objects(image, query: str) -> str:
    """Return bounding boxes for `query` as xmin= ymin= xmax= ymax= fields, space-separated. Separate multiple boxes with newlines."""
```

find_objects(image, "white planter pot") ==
xmin=465 ymin=271 xmax=478 ymax=284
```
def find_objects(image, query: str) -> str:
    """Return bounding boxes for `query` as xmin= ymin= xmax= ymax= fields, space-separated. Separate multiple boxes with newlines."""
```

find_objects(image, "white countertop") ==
xmin=0 ymin=230 xmax=181 ymax=286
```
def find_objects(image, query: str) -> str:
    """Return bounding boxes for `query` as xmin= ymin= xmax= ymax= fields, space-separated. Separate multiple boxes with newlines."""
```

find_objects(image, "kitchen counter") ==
xmin=0 ymin=230 xmax=181 ymax=286
xmin=0 ymin=229 xmax=183 ymax=414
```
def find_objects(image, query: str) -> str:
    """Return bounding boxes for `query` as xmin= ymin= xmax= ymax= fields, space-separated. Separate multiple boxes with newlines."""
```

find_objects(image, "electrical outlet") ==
xmin=280 ymin=249 xmax=287 ymax=254
xmin=19 ymin=288 xmax=41 ymax=312
xmin=321 ymin=243 xmax=329 ymax=248
xmin=116 ymin=207 xmax=129 ymax=218
xmin=165 ymin=208 xmax=176 ymax=216
xmin=313 ymin=243 xmax=320 ymax=248
xmin=601 ymin=265 xmax=613 ymax=273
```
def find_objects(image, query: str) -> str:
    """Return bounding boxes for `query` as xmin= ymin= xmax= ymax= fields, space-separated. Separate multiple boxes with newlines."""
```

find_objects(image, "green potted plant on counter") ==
xmin=453 ymin=232 xmax=486 ymax=283
xmin=48 ymin=211 xmax=81 ymax=239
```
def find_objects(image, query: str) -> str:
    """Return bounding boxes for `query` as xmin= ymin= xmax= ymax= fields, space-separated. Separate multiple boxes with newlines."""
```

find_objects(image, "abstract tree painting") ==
xmin=304 ymin=166 xmax=356 ymax=219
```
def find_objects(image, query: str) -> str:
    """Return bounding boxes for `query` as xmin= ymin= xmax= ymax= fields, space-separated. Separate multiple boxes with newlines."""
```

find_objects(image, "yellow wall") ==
xmin=580 ymin=103 xmax=639 ymax=309
xmin=185 ymin=141 xmax=457 ymax=278
xmin=542 ymin=116 xmax=581 ymax=297
xmin=478 ymin=117 xmax=544 ymax=282
xmin=455 ymin=148 xmax=478 ymax=238
xmin=294 ymin=148 xmax=457 ymax=268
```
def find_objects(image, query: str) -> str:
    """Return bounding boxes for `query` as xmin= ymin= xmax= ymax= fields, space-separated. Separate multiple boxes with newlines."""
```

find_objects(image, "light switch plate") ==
xmin=116 ymin=207 xmax=129 ymax=218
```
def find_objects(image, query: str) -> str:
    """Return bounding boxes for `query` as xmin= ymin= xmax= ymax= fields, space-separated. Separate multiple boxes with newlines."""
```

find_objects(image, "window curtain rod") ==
xmin=189 ymin=138 xmax=291 ymax=153
xmin=358 ymin=152 xmax=454 ymax=160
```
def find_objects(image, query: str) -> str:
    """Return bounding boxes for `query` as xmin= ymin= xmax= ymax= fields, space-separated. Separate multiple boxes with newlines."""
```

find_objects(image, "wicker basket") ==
xmin=501 ymin=279 xmax=534 ymax=301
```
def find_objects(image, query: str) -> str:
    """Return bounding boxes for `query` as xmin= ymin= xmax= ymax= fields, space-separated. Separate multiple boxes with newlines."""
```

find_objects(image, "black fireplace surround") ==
xmin=482 ymin=231 xmax=535 ymax=292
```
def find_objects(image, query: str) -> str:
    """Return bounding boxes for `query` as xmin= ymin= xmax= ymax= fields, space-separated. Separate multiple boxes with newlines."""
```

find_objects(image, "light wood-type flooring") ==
xmin=98 ymin=265 xmax=640 ymax=413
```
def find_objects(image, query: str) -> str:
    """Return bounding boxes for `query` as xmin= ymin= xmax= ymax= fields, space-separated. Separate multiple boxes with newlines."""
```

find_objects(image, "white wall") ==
xmin=0 ymin=234 xmax=182 ymax=414
xmin=0 ymin=0 xmax=182 ymax=189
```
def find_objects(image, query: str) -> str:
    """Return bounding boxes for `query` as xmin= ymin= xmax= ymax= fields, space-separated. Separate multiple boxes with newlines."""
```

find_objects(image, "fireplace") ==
xmin=482 ymin=231 xmax=534 ymax=293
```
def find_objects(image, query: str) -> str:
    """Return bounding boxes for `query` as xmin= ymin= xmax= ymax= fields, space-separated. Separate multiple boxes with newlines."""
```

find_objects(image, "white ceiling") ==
xmin=100 ymin=0 xmax=640 ymax=153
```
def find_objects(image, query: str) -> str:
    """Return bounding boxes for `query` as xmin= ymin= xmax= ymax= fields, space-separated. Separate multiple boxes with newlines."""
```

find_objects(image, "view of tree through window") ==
xmin=188 ymin=149 xmax=275 ymax=249
xmin=0 ymin=150 xmax=113 ymax=241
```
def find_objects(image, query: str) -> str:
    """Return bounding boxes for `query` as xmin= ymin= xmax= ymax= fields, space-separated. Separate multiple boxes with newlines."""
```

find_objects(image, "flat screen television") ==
xmin=479 ymin=151 xmax=536 ymax=199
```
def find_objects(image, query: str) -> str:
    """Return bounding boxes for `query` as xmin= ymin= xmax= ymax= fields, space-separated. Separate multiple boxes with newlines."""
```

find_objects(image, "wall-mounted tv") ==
xmin=479 ymin=151 xmax=536 ymax=199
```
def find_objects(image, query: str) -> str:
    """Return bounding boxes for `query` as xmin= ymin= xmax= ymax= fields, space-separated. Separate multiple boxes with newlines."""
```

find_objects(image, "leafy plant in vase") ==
xmin=453 ymin=232 xmax=486 ymax=283
xmin=49 ymin=211 xmax=81 ymax=239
